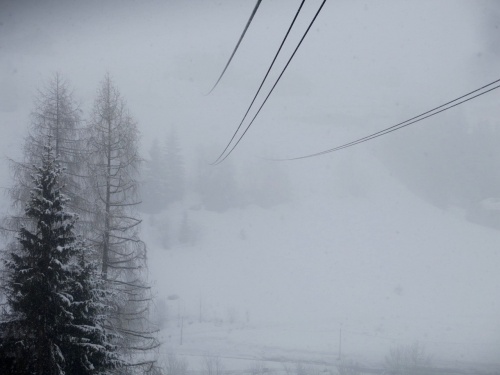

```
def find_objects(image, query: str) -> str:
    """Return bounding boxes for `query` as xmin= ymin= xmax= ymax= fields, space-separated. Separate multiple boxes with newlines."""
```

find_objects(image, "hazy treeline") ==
xmin=141 ymin=140 xmax=291 ymax=215
xmin=376 ymin=110 xmax=500 ymax=229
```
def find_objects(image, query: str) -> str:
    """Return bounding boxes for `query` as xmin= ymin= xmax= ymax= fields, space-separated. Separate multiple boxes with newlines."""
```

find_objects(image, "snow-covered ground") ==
xmin=144 ymin=149 xmax=500 ymax=372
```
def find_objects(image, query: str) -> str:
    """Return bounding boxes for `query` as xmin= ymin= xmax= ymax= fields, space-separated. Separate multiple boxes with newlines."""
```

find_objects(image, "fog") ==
xmin=1 ymin=0 xmax=500 ymax=372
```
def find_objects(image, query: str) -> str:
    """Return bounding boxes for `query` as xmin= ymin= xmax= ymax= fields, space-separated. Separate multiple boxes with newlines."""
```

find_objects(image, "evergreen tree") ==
xmin=141 ymin=129 xmax=184 ymax=213
xmin=196 ymin=150 xmax=239 ymax=212
xmin=178 ymin=211 xmax=196 ymax=246
xmin=141 ymin=139 xmax=168 ymax=213
xmin=9 ymin=73 xmax=85 ymax=223
xmin=64 ymin=253 xmax=121 ymax=374
xmin=1 ymin=74 xmax=86 ymax=315
xmin=163 ymin=128 xmax=184 ymax=204
xmin=241 ymin=159 xmax=291 ymax=208
xmin=0 ymin=146 xmax=118 ymax=375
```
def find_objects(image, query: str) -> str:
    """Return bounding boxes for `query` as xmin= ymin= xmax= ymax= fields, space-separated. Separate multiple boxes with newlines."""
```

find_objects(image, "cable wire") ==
xmin=215 ymin=0 xmax=328 ymax=164
xmin=212 ymin=0 xmax=306 ymax=164
xmin=207 ymin=0 xmax=263 ymax=95
xmin=273 ymin=78 xmax=500 ymax=161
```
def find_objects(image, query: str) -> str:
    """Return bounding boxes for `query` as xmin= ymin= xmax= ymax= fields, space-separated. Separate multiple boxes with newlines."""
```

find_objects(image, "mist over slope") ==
xmin=145 ymin=147 xmax=500 ymax=365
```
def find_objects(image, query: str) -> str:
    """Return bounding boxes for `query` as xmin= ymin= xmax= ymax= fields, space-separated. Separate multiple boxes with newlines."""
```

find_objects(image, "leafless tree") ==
xmin=163 ymin=354 xmax=188 ymax=375
xmin=384 ymin=342 xmax=432 ymax=375
xmin=85 ymin=73 xmax=159 ymax=373
xmin=337 ymin=358 xmax=361 ymax=375
xmin=1 ymin=74 xmax=86 ymax=302
xmin=202 ymin=355 xmax=224 ymax=375
xmin=5 ymin=73 xmax=85 ymax=230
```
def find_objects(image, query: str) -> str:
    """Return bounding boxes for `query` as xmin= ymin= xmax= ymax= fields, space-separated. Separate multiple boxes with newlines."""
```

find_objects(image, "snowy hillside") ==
xmin=144 ymin=148 xmax=500 ymax=369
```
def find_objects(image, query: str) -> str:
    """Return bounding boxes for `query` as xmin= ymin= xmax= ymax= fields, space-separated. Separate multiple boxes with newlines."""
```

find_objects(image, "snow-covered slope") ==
xmin=144 ymin=148 xmax=500 ymax=368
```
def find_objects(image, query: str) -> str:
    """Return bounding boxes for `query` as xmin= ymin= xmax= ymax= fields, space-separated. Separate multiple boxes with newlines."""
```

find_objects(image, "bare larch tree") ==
xmin=85 ymin=73 xmax=159 ymax=373
xmin=6 ymin=73 xmax=85 ymax=232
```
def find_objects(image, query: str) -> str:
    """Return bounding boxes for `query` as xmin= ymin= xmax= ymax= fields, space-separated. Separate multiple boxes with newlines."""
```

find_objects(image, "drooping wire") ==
xmin=273 ymin=78 xmax=500 ymax=161
xmin=207 ymin=0 xmax=263 ymax=95
xmin=212 ymin=0 xmax=306 ymax=164
xmin=215 ymin=0 xmax=328 ymax=164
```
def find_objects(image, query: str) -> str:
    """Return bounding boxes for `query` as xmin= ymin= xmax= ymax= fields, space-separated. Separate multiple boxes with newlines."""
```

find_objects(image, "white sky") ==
xmin=1 ymin=0 xmax=497 ymax=159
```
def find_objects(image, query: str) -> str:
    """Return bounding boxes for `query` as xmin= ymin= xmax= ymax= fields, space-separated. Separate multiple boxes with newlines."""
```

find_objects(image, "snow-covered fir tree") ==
xmin=0 ymin=146 xmax=119 ymax=375
xmin=64 ymin=252 xmax=121 ymax=374
xmin=163 ymin=128 xmax=184 ymax=205
xmin=141 ymin=139 xmax=168 ymax=213
xmin=8 ymin=73 xmax=86 ymax=228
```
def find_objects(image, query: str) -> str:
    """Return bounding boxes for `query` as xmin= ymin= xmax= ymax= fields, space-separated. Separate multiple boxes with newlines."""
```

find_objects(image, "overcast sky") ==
xmin=1 ymin=0 xmax=498 ymax=161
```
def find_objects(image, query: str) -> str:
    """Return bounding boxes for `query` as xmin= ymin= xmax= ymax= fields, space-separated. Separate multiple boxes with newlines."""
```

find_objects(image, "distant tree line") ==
xmin=140 ymin=131 xmax=291 ymax=250
xmin=142 ymin=129 xmax=185 ymax=214
xmin=141 ymin=140 xmax=290 ymax=215
xmin=376 ymin=110 xmax=500 ymax=228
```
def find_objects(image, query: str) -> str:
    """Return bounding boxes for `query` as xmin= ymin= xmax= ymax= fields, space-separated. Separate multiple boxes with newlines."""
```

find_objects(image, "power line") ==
xmin=215 ymin=0 xmax=328 ymax=164
xmin=272 ymin=77 xmax=500 ymax=161
xmin=207 ymin=0 xmax=263 ymax=95
xmin=212 ymin=0 xmax=306 ymax=164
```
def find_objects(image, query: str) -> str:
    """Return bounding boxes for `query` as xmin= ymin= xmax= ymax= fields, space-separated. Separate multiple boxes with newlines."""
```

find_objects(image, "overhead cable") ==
xmin=273 ymin=77 xmax=500 ymax=161
xmin=215 ymin=0 xmax=328 ymax=164
xmin=207 ymin=0 xmax=263 ymax=95
xmin=212 ymin=0 xmax=306 ymax=164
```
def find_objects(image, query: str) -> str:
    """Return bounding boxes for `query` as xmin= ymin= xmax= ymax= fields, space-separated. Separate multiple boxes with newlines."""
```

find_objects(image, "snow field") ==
xmin=145 ymin=148 xmax=500 ymax=369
